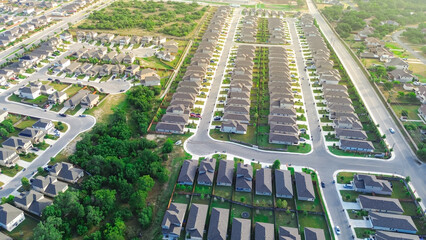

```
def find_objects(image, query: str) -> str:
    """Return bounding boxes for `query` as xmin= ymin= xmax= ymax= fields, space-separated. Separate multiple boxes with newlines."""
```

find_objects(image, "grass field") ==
xmin=49 ymin=82 xmax=69 ymax=91
xmin=298 ymin=213 xmax=331 ymax=240
xmin=15 ymin=118 xmax=38 ymax=129
xmin=390 ymin=104 xmax=421 ymax=120
xmin=254 ymin=209 xmax=274 ymax=224
xmin=0 ymin=165 xmax=23 ymax=177
xmin=64 ymin=85 xmax=83 ymax=97
xmin=275 ymin=210 xmax=297 ymax=228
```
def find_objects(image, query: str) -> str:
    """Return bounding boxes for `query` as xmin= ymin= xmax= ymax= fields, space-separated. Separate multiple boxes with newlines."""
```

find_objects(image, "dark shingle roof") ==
xmin=359 ymin=195 xmax=403 ymax=214
xmin=217 ymin=160 xmax=234 ymax=185
xmin=186 ymin=204 xmax=208 ymax=239
xmin=255 ymin=222 xmax=274 ymax=240
xmin=177 ymin=160 xmax=198 ymax=184
xmin=231 ymin=218 xmax=251 ymax=240
xmin=294 ymin=172 xmax=315 ymax=200
xmin=275 ymin=169 xmax=293 ymax=198
xmin=256 ymin=168 xmax=272 ymax=195
xmin=370 ymin=212 xmax=417 ymax=232
xmin=304 ymin=227 xmax=326 ymax=240
xmin=279 ymin=226 xmax=301 ymax=240
xmin=374 ymin=231 xmax=420 ymax=240
xmin=207 ymin=208 xmax=229 ymax=240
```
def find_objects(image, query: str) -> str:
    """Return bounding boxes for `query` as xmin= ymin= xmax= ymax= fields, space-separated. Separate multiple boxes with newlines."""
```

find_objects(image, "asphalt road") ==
xmin=184 ymin=4 xmax=426 ymax=240
xmin=392 ymin=29 xmax=426 ymax=65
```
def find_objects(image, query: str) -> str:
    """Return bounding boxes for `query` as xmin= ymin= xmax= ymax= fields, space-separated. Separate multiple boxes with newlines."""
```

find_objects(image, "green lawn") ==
xmin=401 ymin=201 xmax=418 ymax=216
xmin=64 ymin=85 xmax=83 ymax=97
xmin=230 ymin=204 xmax=251 ymax=221
xmin=172 ymin=193 xmax=191 ymax=204
xmin=191 ymin=194 xmax=211 ymax=205
xmin=50 ymin=103 xmax=64 ymax=112
xmin=390 ymin=104 xmax=421 ymax=120
xmin=65 ymin=104 xmax=82 ymax=116
xmin=234 ymin=191 xmax=252 ymax=205
xmin=213 ymin=185 xmax=232 ymax=199
xmin=26 ymin=95 xmax=48 ymax=107
xmin=54 ymin=121 xmax=68 ymax=133
xmin=254 ymin=194 xmax=273 ymax=207
xmin=34 ymin=142 xmax=49 ymax=150
xmin=15 ymin=118 xmax=38 ymax=129
xmin=337 ymin=172 xmax=355 ymax=184
xmin=275 ymin=210 xmax=297 ymax=228
xmin=211 ymin=196 xmax=231 ymax=209
xmin=340 ymin=190 xmax=359 ymax=202
xmin=5 ymin=215 xmax=39 ymax=240
xmin=354 ymin=228 xmax=375 ymax=238
xmin=298 ymin=213 xmax=331 ymax=240
xmin=328 ymin=146 xmax=373 ymax=157
xmin=288 ymin=144 xmax=311 ymax=154
xmin=4 ymin=114 xmax=22 ymax=124
xmin=19 ymin=153 xmax=38 ymax=162
xmin=346 ymin=209 xmax=368 ymax=219
xmin=254 ymin=209 xmax=274 ymax=224
xmin=0 ymin=165 xmax=23 ymax=177
xmin=8 ymin=94 xmax=22 ymax=103
xmin=194 ymin=185 xmax=212 ymax=195
xmin=49 ymin=82 xmax=69 ymax=91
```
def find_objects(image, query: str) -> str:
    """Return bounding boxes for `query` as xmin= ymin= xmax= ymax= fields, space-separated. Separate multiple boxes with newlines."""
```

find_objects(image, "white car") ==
xmin=335 ymin=226 xmax=341 ymax=235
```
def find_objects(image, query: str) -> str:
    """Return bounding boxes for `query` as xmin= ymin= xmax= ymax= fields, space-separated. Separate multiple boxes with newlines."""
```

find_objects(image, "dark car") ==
xmin=48 ymin=78 xmax=52 ymax=80
xmin=321 ymin=182 xmax=325 ymax=188
xmin=59 ymin=113 xmax=67 ymax=117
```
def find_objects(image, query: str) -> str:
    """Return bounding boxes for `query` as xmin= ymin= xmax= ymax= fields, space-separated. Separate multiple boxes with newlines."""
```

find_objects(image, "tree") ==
xmin=94 ymin=189 xmax=116 ymax=213
xmin=1 ymin=195 xmax=14 ymax=204
xmin=272 ymin=160 xmax=281 ymax=170
xmin=162 ymin=138 xmax=173 ymax=153
xmin=138 ymin=206 xmax=153 ymax=228
xmin=282 ymin=199 xmax=288 ymax=209
xmin=405 ymin=176 xmax=411 ymax=183
xmin=37 ymin=167 xmax=44 ymax=175
xmin=21 ymin=177 xmax=30 ymax=190
xmin=401 ymin=110 xmax=408 ymax=117
xmin=33 ymin=216 xmax=63 ymax=240
xmin=86 ymin=206 xmax=103 ymax=227
xmin=0 ymin=128 xmax=8 ymax=138
xmin=129 ymin=190 xmax=147 ymax=211
xmin=137 ymin=175 xmax=155 ymax=192
xmin=384 ymin=81 xmax=393 ymax=90
xmin=103 ymin=219 xmax=125 ymax=240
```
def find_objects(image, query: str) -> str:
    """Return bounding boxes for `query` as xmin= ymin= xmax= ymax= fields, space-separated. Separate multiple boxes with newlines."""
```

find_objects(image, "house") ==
xmin=352 ymin=174 xmax=393 ymax=195
xmin=256 ymin=168 xmax=272 ymax=196
xmin=416 ymin=86 xmax=426 ymax=104
xmin=54 ymin=58 xmax=70 ymax=70
xmin=186 ymin=204 xmax=208 ymax=240
xmin=155 ymin=122 xmax=185 ymax=134
xmin=0 ymin=204 xmax=25 ymax=232
xmin=32 ymin=119 xmax=54 ymax=132
xmin=157 ymin=51 xmax=175 ymax=62
xmin=40 ymin=85 xmax=55 ymax=95
xmin=373 ymin=231 xmax=420 ymax=240
xmin=197 ymin=158 xmax=216 ymax=186
xmin=14 ymin=190 xmax=52 ymax=216
xmin=216 ymin=160 xmax=233 ymax=186
xmin=64 ymin=89 xmax=90 ymax=109
xmin=388 ymin=69 xmax=416 ymax=83
xmin=49 ymin=162 xmax=84 ymax=183
xmin=123 ymin=52 xmax=135 ymax=64
xmin=236 ymin=163 xmax=253 ymax=192
xmin=358 ymin=195 xmax=404 ymax=214
xmin=269 ymin=133 xmax=299 ymax=145
xmin=0 ymin=110 xmax=8 ymax=122
xmin=141 ymin=75 xmax=161 ymax=86
xmin=419 ymin=104 xmax=426 ymax=120
xmin=0 ymin=148 xmax=20 ymax=167
xmin=19 ymin=86 xmax=40 ymax=99
xmin=111 ymin=64 xmax=125 ymax=75
xmin=279 ymin=227 xmax=301 ymax=240
xmin=31 ymin=176 xmax=68 ymax=197
xmin=369 ymin=212 xmax=417 ymax=234
xmin=161 ymin=203 xmax=187 ymax=240
xmin=177 ymin=160 xmax=198 ymax=186
xmin=255 ymin=222 xmax=274 ymax=240
xmin=221 ymin=120 xmax=247 ymax=134
xmin=18 ymin=128 xmax=46 ymax=144
xmin=80 ymin=94 xmax=99 ymax=109
xmin=335 ymin=129 xmax=368 ymax=140
xmin=304 ymin=227 xmax=326 ymax=240
xmin=275 ymin=169 xmax=293 ymax=199
xmin=339 ymin=139 xmax=374 ymax=153
xmin=385 ymin=58 xmax=409 ymax=70
xmin=164 ymin=40 xmax=179 ymax=53
xmin=294 ymin=172 xmax=315 ymax=201
xmin=2 ymin=137 xmax=32 ymax=154
xmin=231 ymin=218 xmax=251 ymax=240
xmin=48 ymin=91 xmax=68 ymax=104
xmin=207 ymin=208 xmax=229 ymax=240
xmin=125 ymin=65 xmax=140 ymax=76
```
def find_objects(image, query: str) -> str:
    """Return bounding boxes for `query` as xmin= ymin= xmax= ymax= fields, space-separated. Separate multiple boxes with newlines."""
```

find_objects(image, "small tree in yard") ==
xmin=21 ymin=177 xmax=30 ymax=190
xmin=37 ymin=167 xmax=44 ymax=175
xmin=240 ymin=197 xmax=245 ymax=203
xmin=272 ymin=160 xmax=281 ymax=170
xmin=405 ymin=176 xmax=411 ymax=183
xmin=162 ymin=138 xmax=173 ymax=154
xmin=282 ymin=200 xmax=288 ymax=209
xmin=345 ymin=194 xmax=351 ymax=200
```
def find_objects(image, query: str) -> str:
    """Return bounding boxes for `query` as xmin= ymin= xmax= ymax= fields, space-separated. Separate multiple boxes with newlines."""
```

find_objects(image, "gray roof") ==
xmin=31 ymin=176 xmax=68 ymax=196
xmin=0 ymin=232 xmax=12 ymax=240
xmin=236 ymin=163 xmax=253 ymax=191
xmin=161 ymin=203 xmax=187 ymax=237
xmin=186 ymin=204 xmax=208 ymax=239
xmin=304 ymin=227 xmax=326 ymax=240
xmin=294 ymin=172 xmax=315 ymax=200
xmin=0 ymin=203 xmax=23 ymax=226
xmin=279 ymin=226 xmax=301 ymax=240
xmin=198 ymin=158 xmax=216 ymax=185
xmin=14 ymin=190 xmax=52 ymax=216
xmin=370 ymin=212 xmax=417 ymax=232
xmin=0 ymin=147 xmax=17 ymax=161
xmin=50 ymin=162 xmax=84 ymax=182
xmin=231 ymin=218 xmax=251 ymax=240
xmin=353 ymin=174 xmax=392 ymax=194
xmin=217 ymin=160 xmax=234 ymax=185
xmin=256 ymin=168 xmax=272 ymax=195
xmin=374 ymin=231 xmax=420 ymax=240
xmin=335 ymin=129 xmax=367 ymax=140
xmin=18 ymin=127 xmax=45 ymax=139
xmin=275 ymin=169 xmax=293 ymax=198
xmin=207 ymin=208 xmax=229 ymax=240
xmin=340 ymin=139 xmax=374 ymax=151
xmin=2 ymin=137 xmax=30 ymax=148
xmin=358 ymin=195 xmax=403 ymax=214
xmin=255 ymin=222 xmax=274 ymax=240
xmin=177 ymin=160 xmax=198 ymax=184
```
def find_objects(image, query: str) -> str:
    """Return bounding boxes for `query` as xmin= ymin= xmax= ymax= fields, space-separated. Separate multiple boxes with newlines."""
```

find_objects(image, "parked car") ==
xmin=59 ymin=113 xmax=67 ymax=117
xmin=343 ymin=184 xmax=353 ymax=189
xmin=389 ymin=128 xmax=395 ymax=134
xmin=215 ymin=126 xmax=221 ymax=129
xmin=214 ymin=117 xmax=221 ymax=121
xmin=321 ymin=182 xmax=325 ymax=188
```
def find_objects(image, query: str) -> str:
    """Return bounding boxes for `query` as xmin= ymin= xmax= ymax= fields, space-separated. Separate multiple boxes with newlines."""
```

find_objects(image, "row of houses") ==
xmin=268 ymin=46 xmax=300 ymax=146
xmin=300 ymin=14 xmax=375 ymax=153
xmin=163 ymin=202 xmax=325 ymax=240
xmin=60 ymin=0 xmax=92 ymax=15
xmin=0 ymin=162 xmax=84 ymax=233
xmin=177 ymin=159 xmax=316 ymax=201
xmin=239 ymin=15 xmax=257 ymax=43
xmin=268 ymin=18 xmax=286 ymax=44
xmin=0 ymin=15 xmax=51 ymax=47
xmin=0 ymin=37 xmax=62 ymax=85
xmin=220 ymin=45 xmax=255 ymax=134
xmin=155 ymin=6 xmax=232 ymax=134
xmin=350 ymin=174 xmax=420 ymax=237
xmin=242 ymin=8 xmax=285 ymax=19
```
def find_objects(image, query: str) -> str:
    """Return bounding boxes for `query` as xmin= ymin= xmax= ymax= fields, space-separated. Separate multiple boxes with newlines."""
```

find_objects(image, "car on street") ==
xmin=48 ymin=78 xmax=52 ymax=80
xmin=79 ymin=115 xmax=86 ymax=117
xmin=321 ymin=182 xmax=325 ymax=188
xmin=335 ymin=226 xmax=341 ymax=235
xmin=59 ymin=113 xmax=67 ymax=117
xmin=389 ymin=128 xmax=395 ymax=134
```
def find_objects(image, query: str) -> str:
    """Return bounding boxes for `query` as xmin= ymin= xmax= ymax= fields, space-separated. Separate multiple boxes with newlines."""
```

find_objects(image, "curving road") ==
xmin=183 ymin=3 xmax=426 ymax=240
xmin=391 ymin=29 xmax=426 ymax=65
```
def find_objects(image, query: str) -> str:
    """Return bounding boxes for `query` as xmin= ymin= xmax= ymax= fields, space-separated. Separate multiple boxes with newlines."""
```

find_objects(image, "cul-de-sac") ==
xmin=0 ymin=0 xmax=424 ymax=239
